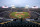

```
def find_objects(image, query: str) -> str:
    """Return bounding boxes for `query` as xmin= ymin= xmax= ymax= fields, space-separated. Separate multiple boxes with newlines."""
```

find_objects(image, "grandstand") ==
xmin=0 ymin=7 xmax=40 ymax=27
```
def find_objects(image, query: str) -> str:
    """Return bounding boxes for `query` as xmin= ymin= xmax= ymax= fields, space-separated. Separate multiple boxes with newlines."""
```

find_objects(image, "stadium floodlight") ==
xmin=32 ymin=6 xmax=38 ymax=9
xmin=25 ymin=5 xmax=29 ymax=9
xmin=11 ymin=5 xmax=16 ymax=8
xmin=2 ymin=6 xmax=8 ymax=8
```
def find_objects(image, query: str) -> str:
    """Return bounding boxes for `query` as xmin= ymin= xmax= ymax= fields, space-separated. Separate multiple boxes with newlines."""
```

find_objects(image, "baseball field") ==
xmin=9 ymin=12 xmax=30 ymax=19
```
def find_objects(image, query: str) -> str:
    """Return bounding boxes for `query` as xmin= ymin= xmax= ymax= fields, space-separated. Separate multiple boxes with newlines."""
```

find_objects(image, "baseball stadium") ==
xmin=0 ymin=0 xmax=40 ymax=27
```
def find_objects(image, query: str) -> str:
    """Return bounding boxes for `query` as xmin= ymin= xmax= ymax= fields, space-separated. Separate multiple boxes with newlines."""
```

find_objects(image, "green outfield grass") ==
xmin=10 ymin=12 xmax=30 ymax=19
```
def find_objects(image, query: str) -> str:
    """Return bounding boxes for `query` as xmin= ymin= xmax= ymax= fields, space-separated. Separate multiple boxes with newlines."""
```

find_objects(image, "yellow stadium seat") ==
xmin=3 ymin=22 xmax=8 ymax=23
xmin=0 ymin=23 xmax=4 ymax=24
xmin=7 ymin=21 xmax=10 ymax=22
xmin=33 ymin=22 xmax=37 ymax=23
xmin=37 ymin=23 xmax=40 ymax=25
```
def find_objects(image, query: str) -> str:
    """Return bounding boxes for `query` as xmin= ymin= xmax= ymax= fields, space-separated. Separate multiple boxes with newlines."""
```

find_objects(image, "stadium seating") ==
xmin=0 ymin=21 xmax=39 ymax=27
xmin=0 ymin=8 xmax=40 ymax=27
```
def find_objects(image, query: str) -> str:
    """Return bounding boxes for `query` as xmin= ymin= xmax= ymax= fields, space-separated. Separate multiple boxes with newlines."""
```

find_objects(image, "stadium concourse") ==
xmin=0 ymin=8 xmax=40 ymax=27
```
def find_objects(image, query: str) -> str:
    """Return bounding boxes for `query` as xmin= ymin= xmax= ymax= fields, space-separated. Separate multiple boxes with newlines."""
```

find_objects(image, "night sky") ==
xmin=0 ymin=0 xmax=40 ymax=8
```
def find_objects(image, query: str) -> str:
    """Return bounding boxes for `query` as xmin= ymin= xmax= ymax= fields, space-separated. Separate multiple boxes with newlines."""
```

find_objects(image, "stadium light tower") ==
xmin=2 ymin=5 xmax=8 ymax=8
xmin=25 ymin=5 xmax=29 ymax=9
xmin=32 ymin=6 xmax=38 ymax=9
xmin=11 ymin=5 xmax=16 ymax=12
xmin=11 ymin=5 xmax=16 ymax=8
xmin=25 ymin=5 xmax=31 ymax=14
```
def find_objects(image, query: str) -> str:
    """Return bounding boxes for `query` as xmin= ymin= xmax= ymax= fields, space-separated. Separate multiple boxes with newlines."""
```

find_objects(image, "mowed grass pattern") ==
xmin=10 ymin=12 xmax=30 ymax=19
